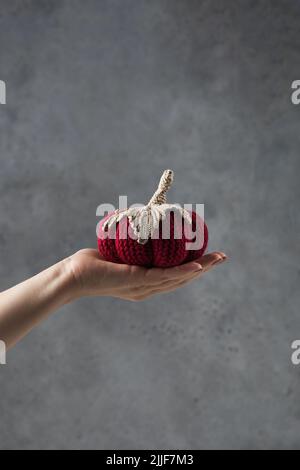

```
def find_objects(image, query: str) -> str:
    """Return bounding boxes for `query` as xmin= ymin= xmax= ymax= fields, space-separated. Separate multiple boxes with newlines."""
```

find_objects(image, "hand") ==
xmin=67 ymin=249 xmax=228 ymax=301
xmin=0 ymin=249 xmax=227 ymax=349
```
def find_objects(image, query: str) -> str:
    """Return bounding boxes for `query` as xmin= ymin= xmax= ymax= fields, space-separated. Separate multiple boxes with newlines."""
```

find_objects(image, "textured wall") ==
xmin=0 ymin=0 xmax=300 ymax=450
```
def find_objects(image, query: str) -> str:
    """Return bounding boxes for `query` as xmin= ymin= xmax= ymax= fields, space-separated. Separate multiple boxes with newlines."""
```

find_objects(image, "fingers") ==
xmin=110 ymin=251 xmax=228 ymax=300
xmin=99 ymin=251 xmax=226 ymax=285
xmin=152 ymin=277 xmax=195 ymax=296
xmin=142 ymin=251 xmax=227 ymax=286
xmin=142 ymin=261 xmax=203 ymax=285
xmin=155 ymin=252 xmax=227 ymax=287
xmin=196 ymin=251 xmax=227 ymax=271
xmin=126 ymin=251 xmax=228 ymax=300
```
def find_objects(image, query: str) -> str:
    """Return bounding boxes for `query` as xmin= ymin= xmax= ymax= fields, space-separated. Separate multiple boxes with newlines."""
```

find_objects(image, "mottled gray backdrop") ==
xmin=0 ymin=0 xmax=300 ymax=450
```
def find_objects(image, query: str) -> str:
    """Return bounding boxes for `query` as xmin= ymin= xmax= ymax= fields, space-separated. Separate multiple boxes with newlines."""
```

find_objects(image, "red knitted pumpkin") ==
xmin=97 ymin=170 xmax=208 ymax=267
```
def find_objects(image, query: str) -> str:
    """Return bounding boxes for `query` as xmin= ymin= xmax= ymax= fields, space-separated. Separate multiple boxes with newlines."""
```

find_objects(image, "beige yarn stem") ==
xmin=147 ymin=169 xmax=174 ymax=206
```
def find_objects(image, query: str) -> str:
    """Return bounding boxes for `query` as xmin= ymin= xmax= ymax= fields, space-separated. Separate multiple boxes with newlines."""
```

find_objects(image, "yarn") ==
xmin=97 ymin=170 xmax=208 ymax=267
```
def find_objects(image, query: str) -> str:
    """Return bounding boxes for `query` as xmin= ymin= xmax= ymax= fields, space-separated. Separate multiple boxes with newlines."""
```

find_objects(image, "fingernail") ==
xmin=180 ymin=262 xmax=202 ymax=272
xmin=191 ymin=262 xmax=203 ymax=272
xmin=195 ymin=264 xmax=203 ymax=272
xmin=212 ymin=257 xmax=224 ymax=265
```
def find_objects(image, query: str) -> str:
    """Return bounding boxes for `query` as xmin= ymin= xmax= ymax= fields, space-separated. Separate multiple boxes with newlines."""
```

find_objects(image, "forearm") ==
xmin=0 ymin=258 xmax=75 ymax=350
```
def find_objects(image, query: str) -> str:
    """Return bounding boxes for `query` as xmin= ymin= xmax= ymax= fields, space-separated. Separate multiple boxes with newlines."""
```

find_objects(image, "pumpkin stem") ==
xmin=147 ymin=169 xmax=174 ymax=206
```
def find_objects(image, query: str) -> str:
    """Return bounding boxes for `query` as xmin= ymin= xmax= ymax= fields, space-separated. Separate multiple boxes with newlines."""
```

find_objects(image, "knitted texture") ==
xmin=97 ymin=210 xmax=208 ymax=268
xmin=97 ymin=169 xmax=208 ymax=267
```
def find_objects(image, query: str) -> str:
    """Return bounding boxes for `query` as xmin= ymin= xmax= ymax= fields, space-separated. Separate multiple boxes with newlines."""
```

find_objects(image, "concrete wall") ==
xmin=0 ymin=0 xmax=300 ymax=449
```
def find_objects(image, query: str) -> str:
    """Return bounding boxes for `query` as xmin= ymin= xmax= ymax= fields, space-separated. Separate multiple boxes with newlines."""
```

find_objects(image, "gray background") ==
xmin=0 ymin=0 xmax=300 ymax=450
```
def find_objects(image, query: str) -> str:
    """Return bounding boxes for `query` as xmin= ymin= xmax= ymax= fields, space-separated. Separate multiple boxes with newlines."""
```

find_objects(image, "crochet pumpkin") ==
xmin=97 ymin=169 xmax=208 ymax=267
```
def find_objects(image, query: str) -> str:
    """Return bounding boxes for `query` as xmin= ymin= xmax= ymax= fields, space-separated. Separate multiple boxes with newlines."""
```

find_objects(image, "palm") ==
xmin=69 ymin=248 xmax=227 ymax=301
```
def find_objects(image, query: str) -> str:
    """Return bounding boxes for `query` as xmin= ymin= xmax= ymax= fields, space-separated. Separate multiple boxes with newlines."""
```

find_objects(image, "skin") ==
xmin=0 ymin=249 xmax=227 ymax=350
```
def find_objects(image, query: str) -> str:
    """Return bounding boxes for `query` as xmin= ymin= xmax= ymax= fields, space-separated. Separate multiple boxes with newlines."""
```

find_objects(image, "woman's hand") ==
xmin=67 ymin=249 xmax=227 ymax=301
xmin=0 ymin=248 xmax=227 ymax=350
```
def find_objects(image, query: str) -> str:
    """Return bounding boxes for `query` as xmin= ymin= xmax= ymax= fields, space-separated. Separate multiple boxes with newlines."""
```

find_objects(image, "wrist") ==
xmin=60 ymin=257 xmax=81 ymax=303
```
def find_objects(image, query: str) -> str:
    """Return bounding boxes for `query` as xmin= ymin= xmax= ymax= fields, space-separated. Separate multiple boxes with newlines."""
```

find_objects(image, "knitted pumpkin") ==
xmin=97 ymin=169 xmax=208 ymax=267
